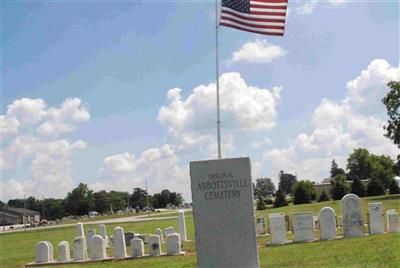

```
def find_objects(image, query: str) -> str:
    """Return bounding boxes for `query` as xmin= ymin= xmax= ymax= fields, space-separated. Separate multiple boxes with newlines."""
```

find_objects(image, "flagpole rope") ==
xmin=216 ymin=0 xmax=222 ymax=159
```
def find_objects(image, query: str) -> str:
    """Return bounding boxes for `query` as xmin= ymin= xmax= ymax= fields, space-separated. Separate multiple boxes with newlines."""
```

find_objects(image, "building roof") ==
xmin=1 ymin=207 xmax=40 ymax=215
xmin=0 ymin=211 xmax=20 ymax=219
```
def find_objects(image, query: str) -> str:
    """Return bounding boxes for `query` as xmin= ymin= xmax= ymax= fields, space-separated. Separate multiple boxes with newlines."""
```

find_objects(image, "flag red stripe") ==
xmin=250 ymin=4 xmax=287 ymax=9
xmin=220 ymin=22 xmax=284 ymax=36
xmin=221 ymin=10 xmax=286 ymax=23
xmin=221 ymin=17 xmax=285 ymax=30
xmin=250 ymin=11 xmax=287 ymax=16
xmin=251 ymin=0 xmax=288 ymax=3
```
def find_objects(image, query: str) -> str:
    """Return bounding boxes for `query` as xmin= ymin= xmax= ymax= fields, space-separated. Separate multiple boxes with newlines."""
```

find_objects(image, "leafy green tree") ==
xmin=318 ymin=190 xmax=329 ymax=202
xmin=109 ymin=191 xmax=128 ymax=211
xmin=93 ymin=190 xmax=110 ymax=214
xmin=382 ymin=81 xmax=400 ymax=172
xmin=367 ymin=177 xmax=385 ymax=196
xmin=256 ymin=197 xmax=266 ymax=210
xmin=350 ymin=177 xmax=365 ymax=197
xmin=278 ymin=171 xmax=297 ymax=195
xmin=370 ymin=154 xmax=396 ymax=189
xmin=131 ymin=188 xmax=148 ymax=209
xmin=42 ymin=198 xmax=65 ymax=220
xmin=64 ymin=183 xmax=94 ymax=216
xmin=347 ymin=148 xmax=372 ymax=181
xmin=330 ymin=174 xmax=350 ymax=200
xmin=389 ymin=179 xmax=400 ymax=195
xmin=292 ymin=180 xmax=315 ymax=204
xmin=330 ymin=159 xmax=345 ymax=178
xmin=254 ymin=178 xmax=275 ymax=199
xmin=273 ymin=189 xmax=288 ymax=208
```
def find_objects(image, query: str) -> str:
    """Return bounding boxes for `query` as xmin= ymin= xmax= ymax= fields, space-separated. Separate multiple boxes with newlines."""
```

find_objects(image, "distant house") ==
xmin=0 ymin=207 xmax=40 ymax=226
xmin=314 ymin=179 xmax=369 ymax=200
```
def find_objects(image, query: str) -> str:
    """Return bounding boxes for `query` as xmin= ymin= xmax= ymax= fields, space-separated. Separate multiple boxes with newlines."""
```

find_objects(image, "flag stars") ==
xmin=222 ymin=0 xmax=250 ymax=13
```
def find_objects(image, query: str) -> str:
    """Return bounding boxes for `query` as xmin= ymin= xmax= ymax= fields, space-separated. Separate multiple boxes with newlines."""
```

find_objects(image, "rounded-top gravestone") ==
xmin=319 ymin=207 xmax=336 ymax=240
xmin=341 ymin=194 xmax=364 ymax=237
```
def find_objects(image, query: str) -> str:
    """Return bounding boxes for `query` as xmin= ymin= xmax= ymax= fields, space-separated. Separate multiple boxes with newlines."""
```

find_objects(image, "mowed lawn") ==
xmin=1 ymin=195 xmax=399 ymax=268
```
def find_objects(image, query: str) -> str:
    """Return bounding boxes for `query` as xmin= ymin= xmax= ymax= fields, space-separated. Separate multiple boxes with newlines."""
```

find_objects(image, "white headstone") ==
xmin=44 ymin=241 xmax=54 ymax=261
xmin=73 ymin=236 xmax=87 ymax=261
xmin=388 ymin=212 xmax=400 ymax=233
xmin=190 ymin=157 xmax=259 ymax=268
xmin=57 ymin=241 xmax=70 ymax=262
xmin=292 ymin=212 xmax=314 ymax=242
xmin=368 ymin=202 xmax=384 ymax=234
xmin=148 ymin=235 xmax=162 ymax=256
xmin=319 ymin=207 xmax=337 ymax=240
xmin=269 ymin=214 xmax=288 ymax=244
xmin=113 ymin=227 xmax=127 ymax=259
xmin=99 ymin=224 xmax=109 ymax=247
xmin=178 ymin=210 xmax=187 ymax=241
xmin=256 ymin=217 xmax=266 ymax=235
xmin=166 ymin=233 xmax=181 ymax=255
xmin=155 ymin=228 xmax=164 ymax=243
xmin=35 ymin=241 xmax=51 ymax=263
xmin=386 ymin=209 xmax=396 ymax=231
xmin=164 ymin=227 xmax=175 ymax=236
xmin=90 ymin=235 xmax=107 ymax=260
xmin=131 ymin=238 xmax=144 ymax=258
xmin=87 ymin=229 xmax=96 ymax=248
xmin=76 ymin=222 xmax=85 ymax=237
xmin=341 ymin=194 xmax=364 ymax=237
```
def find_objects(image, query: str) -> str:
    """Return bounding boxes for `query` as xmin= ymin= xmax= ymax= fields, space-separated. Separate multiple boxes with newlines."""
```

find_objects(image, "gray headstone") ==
xmin=148 ymin=235 xmax=161 ymax=256
xmin=166 ymin=233 xmax=181 ymax=255
xmin=368 ymin=202 xmax=384 ymax=234
xmin=73 ymin=236 xmax=87 ymax=261
xmin=190 ymin=157 xmax=259 ymax=268
xmin=319 ymin=207 xmax=337 ymax=240
xmin=256 ymin=217 xmax=266 ymax=235
xmin=388 ymin=212 xmax=400 ymax=233
xmin=76 ymin=222 xmax=85 ymax=237
xmin=87 ymin=229 xmax=96 ymax=248
xmin=113 ymin=227 xmax=127 ymax=259
xmin=269 ymin=213 xmax=287 ymax=244
xmin=57 ymin=241 xmax=70 ymax=262
xmin=155 ymin=228 xmax=164 ymax=243
xmin=89 ymin=235 xmax=107 ymax=260
xmin=178 ymin=210 xmax=187 ymax=241
xmin=44 ymin=241 xmax=53 ymax=261
xmin=341 ymin=194 xmax=364 ymax=237
xmin=35 ymin=241 xmax=51 ymax=263
xmin=292 ymin=212 xmax=314 ymax=242
xmin=124 ymin=232 xmax=135 ymax=246
xmin=131 ymin=238 xmax=144 ymax=258
xmin=386 ymin=209 xmax=396 ymax=231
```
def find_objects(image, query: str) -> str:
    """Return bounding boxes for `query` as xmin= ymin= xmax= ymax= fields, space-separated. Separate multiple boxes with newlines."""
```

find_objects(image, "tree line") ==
xmin=4 ymin=183 xmax=184 ymax=220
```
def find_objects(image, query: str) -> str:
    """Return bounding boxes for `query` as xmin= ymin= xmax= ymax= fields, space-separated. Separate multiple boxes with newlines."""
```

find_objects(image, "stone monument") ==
xmin=368 ymin=202 xmax=384 ymax=234
xmin=341 ymin=194 xmax=364 ymax=237
xmin=190 ymin=157 xmax=259 ymax=268
xmin=292 ymin=212 xmax=314 ymax=242
xmin=269 ymin=213 xmax=287 ymax=244
xmin=319 ymin=207 xmax=336 ymax=240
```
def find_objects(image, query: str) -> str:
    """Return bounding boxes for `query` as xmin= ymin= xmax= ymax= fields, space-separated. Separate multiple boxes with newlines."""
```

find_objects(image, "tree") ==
xmin=366 ymin=177 xmax=385 ymax=196
xmin=330 ymin=159 xmax=345 ymax=178
xmin=256 ymin=197 xmax=266 ymax=210
xmin=292 ymin=180 xmax=315 ymax=204
xmin=131 ymin=188 xmax=148 ymax=209
xmin=0 ymin=201 xmax=4 ymax=208
xmin=278 ymin=171 xmax=297 ymax=195
xmin=350 ymin=177 xmax=365 ymax=197
xmin=318 ymin=190 xmax=329 ymax=202
xmin=330 ymin=174 xmax=350 ymax=200
xmin=64 ymin=183 xmax=94 ymax=216
xmin=109 ymin=191 xmax=128 ymax=211
xmin=382 ymin=81 xmax=400 ymax=172
xmin=369 ymin=154 xmax=396 ymax=189
xmin=273 ymin=189 xmax=288 ymax=208
xmin=389 ymin=179 xmax=400 ymax=195
xmin=93 ymin=191 xmax=110 ymax=214
xmin=347 ymin=148 xmax=372 ymax=181
xmin=254 ymin=178 xmax=275 ymax=199
xmin=42 ymin=198 xmax=65 ymax=220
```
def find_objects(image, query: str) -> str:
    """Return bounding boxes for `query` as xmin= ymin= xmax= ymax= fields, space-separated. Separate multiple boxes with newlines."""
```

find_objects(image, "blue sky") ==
xmin=2 ymin=0 xmax=399 ymax=202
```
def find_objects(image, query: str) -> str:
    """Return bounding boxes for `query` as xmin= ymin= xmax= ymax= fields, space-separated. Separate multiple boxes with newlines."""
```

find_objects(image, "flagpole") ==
xmin=215 ymin=0 xmax=222 ymax=159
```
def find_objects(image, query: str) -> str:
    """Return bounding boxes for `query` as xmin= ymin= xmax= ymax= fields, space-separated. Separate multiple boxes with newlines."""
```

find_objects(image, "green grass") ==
xmin=1 ymin=195 xmax=399 ymax=268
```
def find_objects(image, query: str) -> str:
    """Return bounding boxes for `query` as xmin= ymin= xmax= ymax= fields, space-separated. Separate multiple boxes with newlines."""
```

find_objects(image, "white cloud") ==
xmin=262 ymin=59 xmax=398 ymax=182
xmin=1 ymin=98 xmax=89 ymax=201
xmin=158 ymin=72 xmax=281 ymax=154
xmin=297 ymin=0 xmax=347 ymax=15
xmin=232 ymin=39 xmax=287 ymax=63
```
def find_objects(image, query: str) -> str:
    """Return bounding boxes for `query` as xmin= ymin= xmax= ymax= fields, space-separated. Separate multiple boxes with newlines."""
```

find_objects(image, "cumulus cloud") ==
xmin=263 ymin=59 xmax=399 ymax=182
xmin=93 ymin=144 xmax=189 ymax=198
xmin=158 ymin=72 xmax=281 ymax=153
xmin=1 ymin=98 xmax=89 ymax=201
xmin=232 ymin=39 xmax=287 ymax=63
xmin=297 ymin=0 xmax=347 ymax=15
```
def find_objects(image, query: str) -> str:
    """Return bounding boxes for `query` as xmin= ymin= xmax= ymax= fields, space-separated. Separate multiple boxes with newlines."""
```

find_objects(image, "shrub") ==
xmin=351 ymin=177 xmax=366 ymax=197
xmin=367 ymin=177 xmax=385 ymax=196
xmin=318 ymin=190 xmax=329 ymax=202
xmin=389 ymin=179 xmax=400 ymax=194
xmin=293 ymin=181 xmax=313 ymax=204
xmin=273 ymin=189 xmax=288 ymax=208
xmin=256 ymin=198 xmax=266 ymax=210
xmin=330 ymin=174 xmax=350 ymax=200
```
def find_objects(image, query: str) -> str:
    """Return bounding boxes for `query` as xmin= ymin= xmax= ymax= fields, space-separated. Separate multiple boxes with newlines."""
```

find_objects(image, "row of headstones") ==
xmin=256 ymin=194 xmax=400 ymax=245
xmin=35 ymin=226 xmax=183 ymax=264
xmin=33 ymin=210 xmax=188 ymax=264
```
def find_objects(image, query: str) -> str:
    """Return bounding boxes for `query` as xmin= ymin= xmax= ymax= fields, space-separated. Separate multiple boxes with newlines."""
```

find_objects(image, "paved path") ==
xmin=0 ymin=210 xmax=191 ymax=234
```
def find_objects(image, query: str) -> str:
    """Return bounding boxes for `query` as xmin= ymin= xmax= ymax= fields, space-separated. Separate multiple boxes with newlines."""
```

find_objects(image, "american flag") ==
xmin=219 ymin=0 xmax=288 ymax=36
